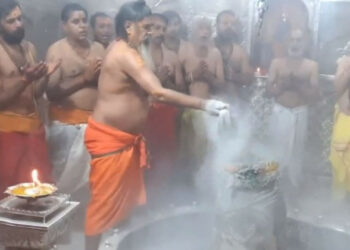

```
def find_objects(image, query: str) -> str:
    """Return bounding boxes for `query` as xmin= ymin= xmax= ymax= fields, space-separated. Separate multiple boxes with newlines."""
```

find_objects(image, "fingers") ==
xmin=94 ymin=60 xmax=102 ymax=72
xmin=24 ymin=62 xmax=47 ymax=81
xmin=33 ymin=62 xmax=48 ymax=78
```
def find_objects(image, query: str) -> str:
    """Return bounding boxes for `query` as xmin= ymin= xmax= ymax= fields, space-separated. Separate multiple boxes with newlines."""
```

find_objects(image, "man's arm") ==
xmin=267 ymin=59 xmax=283 ymax=97
xmin=29 ymin=43 xmax=46 ymax=98
xmin=214 ymin=49 xmax=225 ymax=87
xmin=123 ymin=49 xmax=205 ymax=110
xmin=45 ymin=46 xmax=100 ymax=102
xmin=334 ymin=57 xmax=350 ymax=100
xmin=174 ymin=56 xmax=185 ymax=92
xmin=234 ymin=47 xmax=253 ymax=86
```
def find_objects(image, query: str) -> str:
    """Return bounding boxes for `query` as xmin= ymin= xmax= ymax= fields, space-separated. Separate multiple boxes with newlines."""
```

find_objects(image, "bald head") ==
xmin=191 ymin=17 xmax=212 ymax=45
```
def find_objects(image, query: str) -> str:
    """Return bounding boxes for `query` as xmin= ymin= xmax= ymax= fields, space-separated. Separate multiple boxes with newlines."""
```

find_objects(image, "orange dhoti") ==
xmin=0 ymin=112 xmax=52 ymax=199
xmin=84 ymin=118 xmax=148 ymax=236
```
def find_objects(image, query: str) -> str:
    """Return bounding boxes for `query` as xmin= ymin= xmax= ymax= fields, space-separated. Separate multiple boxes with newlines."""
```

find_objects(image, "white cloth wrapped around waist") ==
xmin=48 ymin=121 xmax=90 ymax=194
xmin=267 ymin=102 xmax=309 ymax=187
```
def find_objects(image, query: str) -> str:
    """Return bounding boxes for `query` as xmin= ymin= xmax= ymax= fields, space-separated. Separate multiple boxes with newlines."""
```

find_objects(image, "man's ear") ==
xmin=124 ymin=20 xmax=133 ymax=36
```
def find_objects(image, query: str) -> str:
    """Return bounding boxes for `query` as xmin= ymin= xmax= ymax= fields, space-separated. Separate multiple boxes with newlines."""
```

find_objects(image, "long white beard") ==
xmin=138 ymin=43 xmax=155 ymax=72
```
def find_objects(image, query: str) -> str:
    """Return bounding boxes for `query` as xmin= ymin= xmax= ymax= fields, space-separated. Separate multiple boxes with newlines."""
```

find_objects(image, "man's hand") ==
xmin=22 ymin=61 xmax=48 ymax=84
xmin=83 ymin=58 xmax=103 ymax=84
xmin=192 ymin=61 xmax=204 ymax=82
xmin=203 ymin=99 xmax=229 ymax=116
xmin=201 ymin=61 xmax=215 ymax=83
xmin=157 ymin=65 xmax=171 ymax=83
xmin=47 ymin=60 xmax=61 ymax=76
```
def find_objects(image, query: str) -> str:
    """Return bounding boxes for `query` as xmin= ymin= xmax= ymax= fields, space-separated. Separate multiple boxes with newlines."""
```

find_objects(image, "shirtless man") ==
xmin=177 ymin=17 xmax=225 ymax=195
xmin=215 ymin=10 xmax=253 ymax=98
xmin=83 ymin=2 xmax=227 ymax=249
xmin=90 ymin=12 xmax=113 ymax=49
xmin=179 ymin=17 xmax=224 ymax=98
xmin=162 ymin=10 xmax=186 ymax=54
xmin=46 ymin=3 xmax=105 ymax=194
xmin=145 ymin=13 xmax=185 ymax=204
xmin=148 ymin=14 xmax=184 ymax=91
xmin=267 ymin=29 xmax=319 ymax=188
xmin=329 ymin=55 xmax=350 ymax=198
xmin=0 ymin=0 xmax=58 ymax=197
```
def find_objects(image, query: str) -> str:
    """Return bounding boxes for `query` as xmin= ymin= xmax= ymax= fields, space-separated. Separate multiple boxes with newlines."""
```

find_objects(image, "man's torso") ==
xmin=274 ymin=57 xmax=315 ymax=108
xmin=93 ymin=40 xmax=150 ymax=134
xmin=0 ymin=40 xmax=36 ymax=115
xmin=181 ymin=42 xmax=218 ymax=98
xmin=49 ymin=38 xmax=104 ymax=111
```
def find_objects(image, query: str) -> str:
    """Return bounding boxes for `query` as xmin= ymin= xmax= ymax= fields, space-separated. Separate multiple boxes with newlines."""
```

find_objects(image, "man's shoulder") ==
xmin=271 ymin=57 xmax=284 ymax=66
xmin=47 ymin=39 xmax=66 ymax=53
xmin=106 ymin=40 xmax=143 ymax=67
xmin=337 ymin=55 xmax=350 ymax=67
xmin=303 ymin=58 xmax=318 ymax=70
xmin=211 ymin=46 xmax=221 ymax=55
xmin=179 ymin=40 xmax=191 ymax=53
xmin=22 ymin=40 xmax=35 ymax=49
xmin=233 ymin=43 xmax=248 ymax=57
xmin=163 ymin=45 xmax=178 ymax=61
xmin=91 ymin=41 xmax=105 ymax=55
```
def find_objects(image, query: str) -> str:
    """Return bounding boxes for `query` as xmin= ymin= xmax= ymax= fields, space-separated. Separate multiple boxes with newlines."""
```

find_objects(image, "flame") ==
xmin=256 ymin=67 xmax=261 ymax=74
xmin=32 ymin=169 xmax=41 ymax=186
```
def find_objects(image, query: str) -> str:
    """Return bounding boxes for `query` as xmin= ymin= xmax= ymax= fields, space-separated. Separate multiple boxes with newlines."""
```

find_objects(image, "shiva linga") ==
xmin=0 ymin=169 xmax=79 ymax=250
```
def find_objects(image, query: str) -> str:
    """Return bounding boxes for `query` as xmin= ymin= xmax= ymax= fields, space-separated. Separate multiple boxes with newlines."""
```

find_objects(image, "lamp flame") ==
xmin=32 ymin=169 xmax=41 ymax=186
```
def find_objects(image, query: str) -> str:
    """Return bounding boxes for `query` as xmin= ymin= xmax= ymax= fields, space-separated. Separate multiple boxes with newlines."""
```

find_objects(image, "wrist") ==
xmin=200 ymin=99 xmax=207 ymax=110
xmin=20 ymin=75 xmax=31 ymax=85
xmin=82 ymin=74 xmax=90 ymax=85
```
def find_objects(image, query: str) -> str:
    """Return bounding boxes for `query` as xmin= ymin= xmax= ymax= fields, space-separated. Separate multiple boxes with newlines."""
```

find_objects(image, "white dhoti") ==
xmin=267 ymin=103 xmax=308 ymax=187
xmin=48 ymin=121 xmax=90 ymax=193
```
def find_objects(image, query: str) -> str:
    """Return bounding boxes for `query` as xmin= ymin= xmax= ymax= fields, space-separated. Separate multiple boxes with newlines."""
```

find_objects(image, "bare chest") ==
xmin=183 ymin=51 xmax=216 ymax=73
xmin=277 ymin=62 xmax=311 ymax=81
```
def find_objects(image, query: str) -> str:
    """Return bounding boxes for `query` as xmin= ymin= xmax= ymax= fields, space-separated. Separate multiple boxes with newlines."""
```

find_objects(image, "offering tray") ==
xmin=5 ymin=182 xmax=57 ymax=200
xmin=0 ymin=193 xmax=70 ymax=223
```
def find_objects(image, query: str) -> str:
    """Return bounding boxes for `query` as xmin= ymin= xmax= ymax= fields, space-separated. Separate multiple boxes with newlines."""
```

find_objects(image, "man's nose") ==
xmin=80 ymin=22 xmax=87 ymax=29
xmin=15 ymin=20 xmax=22 ymax=29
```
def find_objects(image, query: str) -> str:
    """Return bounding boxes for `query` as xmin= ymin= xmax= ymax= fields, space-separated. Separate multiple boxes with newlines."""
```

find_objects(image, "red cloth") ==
xmin=85 ymin=118 xmax=148 ymax=236
xmin=0 ymin=127 xmax=52 ymax=199
xmin=144 ymin=103 xmax=179 ymax=198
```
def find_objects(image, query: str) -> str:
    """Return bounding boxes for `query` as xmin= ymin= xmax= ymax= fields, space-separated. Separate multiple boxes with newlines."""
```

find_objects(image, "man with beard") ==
xmin=84 ymin=2 xmax=227 ymax=249
xmin=215 ymin=10 xmax=253 ymax=98
xmin=46 ymin=3 xmax=105 ymax=194
xmin=178 ymin=17 xmax=225 ymax=194
xmin=329 ymin=53 xmax=350 ymax=199
xmin=267 ymin=29 xmax=319 ymax=189
xmin=162 ymin=10 xmax=187 ymax=54
xmin=90 ymin=12 xmax=114 ymax=49
xmin=144 ymin=13 xmax=185 ymax=205
xmin=0 ymin=0 xmax=58 ymax=197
